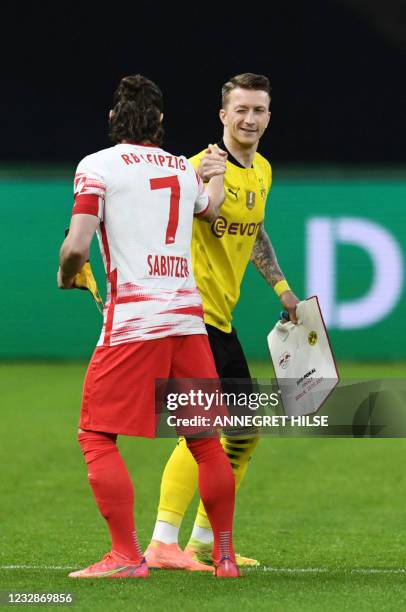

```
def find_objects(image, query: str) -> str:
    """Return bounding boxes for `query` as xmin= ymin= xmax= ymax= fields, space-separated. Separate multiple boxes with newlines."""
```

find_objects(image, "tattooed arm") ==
xmin=251 ymin=223 xmax=284 ymax=287
xmin=251 ymin=223 xmax=300 ymax=323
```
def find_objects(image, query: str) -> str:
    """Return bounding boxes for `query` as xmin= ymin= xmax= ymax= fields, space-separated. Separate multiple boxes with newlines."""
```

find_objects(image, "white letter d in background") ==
xmin=306 ymin=217 xmax=404 ymax=329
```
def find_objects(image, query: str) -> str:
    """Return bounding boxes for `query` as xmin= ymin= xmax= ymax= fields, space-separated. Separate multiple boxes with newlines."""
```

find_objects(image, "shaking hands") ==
xmin=197 ymin=144 xmax=227 ymax=182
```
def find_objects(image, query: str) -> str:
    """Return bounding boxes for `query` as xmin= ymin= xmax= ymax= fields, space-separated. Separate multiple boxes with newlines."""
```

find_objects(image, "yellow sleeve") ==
xmin=188 ymin=148 xmax=209 ymax=172
xmin=263 ymin=157 xmax=272 ymax=196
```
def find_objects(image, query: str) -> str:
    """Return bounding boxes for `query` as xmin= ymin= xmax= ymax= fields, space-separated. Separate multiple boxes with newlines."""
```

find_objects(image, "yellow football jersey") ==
xmin=190 ymin=146 xmax=272 ymax=333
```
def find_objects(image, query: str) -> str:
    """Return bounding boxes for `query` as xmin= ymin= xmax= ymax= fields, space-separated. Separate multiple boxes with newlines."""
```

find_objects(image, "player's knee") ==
xmin=77 ymin=430 xmax=118 ymax=464
xmin=186 ymin=436 xmax=223 ymax=463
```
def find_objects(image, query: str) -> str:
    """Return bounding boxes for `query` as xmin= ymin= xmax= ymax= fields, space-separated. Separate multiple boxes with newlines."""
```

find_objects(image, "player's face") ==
xmin=220 ymin=88 xmax=271 ymax=148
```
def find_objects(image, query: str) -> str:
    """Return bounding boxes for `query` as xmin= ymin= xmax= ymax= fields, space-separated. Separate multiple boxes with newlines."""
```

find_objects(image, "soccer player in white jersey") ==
xmin=58 ymin=74 xmax=239 ymax=579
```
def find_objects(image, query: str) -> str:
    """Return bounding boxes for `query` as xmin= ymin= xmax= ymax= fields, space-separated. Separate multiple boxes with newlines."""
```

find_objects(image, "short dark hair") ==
xmin=109 ymin=74 xmax=164 ymax=145
xmin=221 ymin=73 xmax=271 ymax=107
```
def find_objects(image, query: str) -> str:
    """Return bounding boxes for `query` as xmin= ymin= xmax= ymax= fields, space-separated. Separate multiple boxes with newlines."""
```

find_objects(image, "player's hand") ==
xmin=196 ymin=145 xmax=227 ymax=181
xmin=279 ymin=290 xmax=300 ymax=324
xmin=57 ymin=267 xmax=75 ymax=289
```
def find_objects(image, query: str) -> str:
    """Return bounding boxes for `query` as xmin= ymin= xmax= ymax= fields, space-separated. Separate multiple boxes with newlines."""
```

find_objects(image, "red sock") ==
xmin=78 ymin=431 xmax=142 ymax=563
xmin=186 ymin=437 xmax=235 ymax=564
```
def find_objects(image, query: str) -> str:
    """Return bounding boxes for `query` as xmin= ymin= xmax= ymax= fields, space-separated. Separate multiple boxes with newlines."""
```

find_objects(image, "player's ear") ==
xmin=219 ymin=108 xmax=227 ymax=126
xmin=159 ymin=113 xmax=164 ymax=123
xmin=109 ymin=109 xmax=115 ymax=120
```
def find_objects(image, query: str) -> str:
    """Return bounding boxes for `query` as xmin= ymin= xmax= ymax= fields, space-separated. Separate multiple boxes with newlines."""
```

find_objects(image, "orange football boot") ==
xmin=69 ymin=551 xmax=148 ymax=579
xmin=144 ymin=540 xmax=213 ymax=572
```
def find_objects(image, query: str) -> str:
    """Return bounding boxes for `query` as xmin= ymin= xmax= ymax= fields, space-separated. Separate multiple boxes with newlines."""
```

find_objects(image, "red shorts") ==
xmin=79 ymin=334 xmax=218 ymax=437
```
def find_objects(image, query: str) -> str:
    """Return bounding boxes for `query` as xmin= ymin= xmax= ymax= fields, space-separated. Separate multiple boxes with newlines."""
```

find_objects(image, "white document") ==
xmin=267 ymin=296 xmax=339 ymax=417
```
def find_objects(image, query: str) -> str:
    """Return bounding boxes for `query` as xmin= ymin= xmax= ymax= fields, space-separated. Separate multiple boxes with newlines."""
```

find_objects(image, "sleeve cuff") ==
xmin=194 ymin=198 xmax=211 ymax=218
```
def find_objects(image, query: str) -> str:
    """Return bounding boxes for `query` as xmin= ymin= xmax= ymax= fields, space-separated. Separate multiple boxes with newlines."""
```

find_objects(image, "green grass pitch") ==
xmin=1 ymin=361 xmax=406 ymax=611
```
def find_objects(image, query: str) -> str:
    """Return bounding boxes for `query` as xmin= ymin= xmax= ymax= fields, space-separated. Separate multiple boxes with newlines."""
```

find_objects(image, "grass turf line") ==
xmin=0 ymin=362 xmax=406 ymax=611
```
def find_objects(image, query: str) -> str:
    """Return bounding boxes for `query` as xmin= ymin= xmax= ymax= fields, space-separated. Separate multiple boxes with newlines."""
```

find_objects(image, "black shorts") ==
xmin=206 ymin=324 xmax=258 ymax=437
xmin=205 ymin=324 xmax=251 ymax=384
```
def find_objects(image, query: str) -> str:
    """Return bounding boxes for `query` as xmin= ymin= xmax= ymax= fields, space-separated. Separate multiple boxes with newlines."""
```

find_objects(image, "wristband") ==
xmin=274 ymin=279 xmax=291 ymax=297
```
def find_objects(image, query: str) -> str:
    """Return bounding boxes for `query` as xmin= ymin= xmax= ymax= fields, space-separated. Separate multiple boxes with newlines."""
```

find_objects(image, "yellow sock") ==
xmin=157 ymin=437 xmax=197 ymax=528
xmin=194 ymin=434 xmax=260 ymax=530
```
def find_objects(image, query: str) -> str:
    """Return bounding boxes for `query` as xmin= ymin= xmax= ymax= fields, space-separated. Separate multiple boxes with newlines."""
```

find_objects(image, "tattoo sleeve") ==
xmin=250 ymin=224 xmax=285 ymax=287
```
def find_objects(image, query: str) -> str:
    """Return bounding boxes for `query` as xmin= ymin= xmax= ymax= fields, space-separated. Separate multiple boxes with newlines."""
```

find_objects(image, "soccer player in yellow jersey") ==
xmin=145 ymin=73 xmax=299 ymax=570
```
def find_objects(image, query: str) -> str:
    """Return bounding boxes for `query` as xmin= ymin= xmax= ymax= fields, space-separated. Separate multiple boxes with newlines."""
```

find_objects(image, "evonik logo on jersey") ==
xmin=211 ymin=216 xmax=262 ymax=239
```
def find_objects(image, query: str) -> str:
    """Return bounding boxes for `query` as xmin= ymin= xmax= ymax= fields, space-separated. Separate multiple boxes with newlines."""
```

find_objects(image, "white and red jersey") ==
xmin=72 ymin=143 xmax=210 ymax=346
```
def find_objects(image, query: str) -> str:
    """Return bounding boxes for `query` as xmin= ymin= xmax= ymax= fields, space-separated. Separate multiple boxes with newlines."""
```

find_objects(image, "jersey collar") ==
xmin=219 ymin=139 xmax=254 ymax=169
xmin=121 ymin=140 xmax=159 ymax=147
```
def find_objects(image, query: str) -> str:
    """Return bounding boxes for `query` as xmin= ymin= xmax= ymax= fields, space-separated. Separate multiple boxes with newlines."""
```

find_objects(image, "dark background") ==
xmin=2 ymin=0 xmax=405 ymax=164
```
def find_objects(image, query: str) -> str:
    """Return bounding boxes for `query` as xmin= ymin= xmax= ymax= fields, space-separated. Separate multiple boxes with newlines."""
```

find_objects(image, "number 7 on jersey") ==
xmin=150 ymin=176 xmax=181 ymax=245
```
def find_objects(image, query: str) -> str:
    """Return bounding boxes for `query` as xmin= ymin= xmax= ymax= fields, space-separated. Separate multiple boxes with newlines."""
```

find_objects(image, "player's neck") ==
xmin=121 ymin=139 xmax=156 ymax=146
xmin=223 ymin=134 xmax=257 ymax=168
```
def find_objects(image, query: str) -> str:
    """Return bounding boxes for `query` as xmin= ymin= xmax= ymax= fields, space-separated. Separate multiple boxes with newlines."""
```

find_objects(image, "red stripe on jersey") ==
xmin=175 ymin=287 xmax=201 ymax=296
xmin=100 ymin=223 xmax=115 ymax=347
xmin=194 ymin=197 xmax=210 ymax=218
xmin=163 ymin=305 xmax=204 ymax=318
xmin=100 ymin=223 xmax=111 ymax=275
xmin=104 ymin=268 xmax=117 ymax=347
xmin=145 ymin=324 xmax=176 ymax=335
xmin=72 ymin=194 xmax=100 ymax=216
xmin=116 ymin=294 xmax=164 ymax=305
